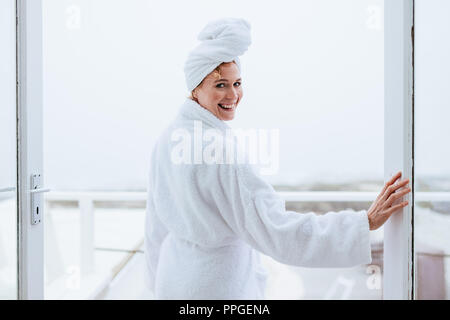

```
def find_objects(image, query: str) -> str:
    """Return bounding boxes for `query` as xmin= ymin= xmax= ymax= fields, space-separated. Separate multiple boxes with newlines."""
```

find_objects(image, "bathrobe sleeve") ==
xmin=212 ymin=162 xmax=372 ymax=268
xmin=144 ymin=148 xmax=169 ymax=293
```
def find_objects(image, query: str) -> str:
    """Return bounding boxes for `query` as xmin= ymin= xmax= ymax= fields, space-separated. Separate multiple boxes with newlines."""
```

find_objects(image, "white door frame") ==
xmin=17 ymin=0 xmax=44 ymax=300
xmin=383 ymin=0 xmax=415 ymax=300
xmin=15 ymin=0 xmax=416 ymax=300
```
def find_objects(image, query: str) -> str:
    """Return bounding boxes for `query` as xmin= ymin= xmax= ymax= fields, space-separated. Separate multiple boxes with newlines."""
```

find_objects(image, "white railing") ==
xmin=43 ymin=190 xmax=450 ymax=298
xmin=45 ymin=190 xmax=450 ymax=202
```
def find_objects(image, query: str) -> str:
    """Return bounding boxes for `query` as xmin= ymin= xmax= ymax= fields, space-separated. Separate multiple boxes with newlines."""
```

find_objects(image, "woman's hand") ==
xmin=367 ymin=171 xmax=411 ymax=231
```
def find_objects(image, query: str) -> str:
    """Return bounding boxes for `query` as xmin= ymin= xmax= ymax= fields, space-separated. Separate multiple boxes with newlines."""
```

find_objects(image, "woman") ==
xmin=144 ymin=18 xmax=411 ymax=299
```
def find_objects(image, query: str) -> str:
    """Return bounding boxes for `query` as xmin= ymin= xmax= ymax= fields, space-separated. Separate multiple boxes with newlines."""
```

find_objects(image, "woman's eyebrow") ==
xmin=214 ymin=78 xmax=242 ymax=83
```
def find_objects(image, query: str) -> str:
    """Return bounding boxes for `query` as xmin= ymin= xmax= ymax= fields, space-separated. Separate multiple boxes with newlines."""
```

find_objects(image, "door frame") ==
xmin=383 ymin=0 xmax=415 ymax=300
xmin=15 ymin=0 xmax=416 ymax=300
xmin=17 ymin=0 xmax=44 ymax=300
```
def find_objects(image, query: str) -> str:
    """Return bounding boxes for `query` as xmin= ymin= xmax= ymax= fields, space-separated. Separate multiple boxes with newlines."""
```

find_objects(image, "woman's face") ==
xmin=193 ymin=62 xmax=243 ymax=121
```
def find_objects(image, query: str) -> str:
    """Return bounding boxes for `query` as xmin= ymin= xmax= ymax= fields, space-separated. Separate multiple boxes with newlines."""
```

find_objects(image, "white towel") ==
xmin=184 ymin=18 xmax=252 ymax=92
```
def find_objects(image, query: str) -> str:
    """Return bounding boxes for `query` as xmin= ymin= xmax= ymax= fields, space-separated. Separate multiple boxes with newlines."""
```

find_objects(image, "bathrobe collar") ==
xmin=179 ymin=98 xmax=231 ymax=131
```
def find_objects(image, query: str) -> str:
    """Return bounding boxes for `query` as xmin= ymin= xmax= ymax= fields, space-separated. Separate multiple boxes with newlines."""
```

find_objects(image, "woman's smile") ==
xmin=191 ymin=62 xmax=243 ymax=121
xmin=218 ymin=101 xmax=238 ymax=112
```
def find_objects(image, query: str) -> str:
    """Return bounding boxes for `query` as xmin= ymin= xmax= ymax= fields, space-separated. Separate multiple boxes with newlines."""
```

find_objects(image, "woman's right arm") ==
xmin=211 ymin=161 xmax=372 ymax=268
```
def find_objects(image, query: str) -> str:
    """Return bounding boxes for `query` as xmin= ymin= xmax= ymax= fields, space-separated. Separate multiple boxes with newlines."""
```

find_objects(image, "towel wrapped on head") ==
xmin=184 ymin=18 xmax=252 ymax=92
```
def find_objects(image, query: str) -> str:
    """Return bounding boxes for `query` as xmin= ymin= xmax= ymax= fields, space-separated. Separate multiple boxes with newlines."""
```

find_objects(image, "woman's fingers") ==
xmin=381 ymin=178 xmax=410 ymax=202
xmin=385 ymin=186 xmax=411 ymax=207
xmin=369 ymin=172 xmax=411 ymax=230
xmin=387 ymin=171 xmax=402 ymax=189
xmin=389 ymin=171 xmax=402 ymax=184
xmin=378 ymin=171 xmax=402 ymax=200
xmin=385 ymin=201 xmax=409 ymax=215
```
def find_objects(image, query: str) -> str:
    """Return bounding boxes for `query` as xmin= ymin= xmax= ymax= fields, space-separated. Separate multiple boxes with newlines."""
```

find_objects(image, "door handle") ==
xmin=30 ymin=188 xmax=51 ymax=194
xmin=30 ymin=174 xmax=50 ymax=225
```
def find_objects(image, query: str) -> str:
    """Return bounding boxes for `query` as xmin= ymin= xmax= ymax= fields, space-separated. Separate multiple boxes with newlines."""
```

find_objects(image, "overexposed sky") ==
xmin=41 ymin=0 xmax=385 ymax=190
xmin=0 ymin=0 xmax=445 ymax=191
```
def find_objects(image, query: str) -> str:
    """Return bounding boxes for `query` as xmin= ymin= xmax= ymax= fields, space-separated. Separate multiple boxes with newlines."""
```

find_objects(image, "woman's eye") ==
xmin=216 ymin=82 xmax=241 ymax=88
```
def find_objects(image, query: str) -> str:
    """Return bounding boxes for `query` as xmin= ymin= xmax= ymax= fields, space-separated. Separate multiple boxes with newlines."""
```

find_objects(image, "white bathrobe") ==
xmin=144 ymin=98 xmax=372 ymax=299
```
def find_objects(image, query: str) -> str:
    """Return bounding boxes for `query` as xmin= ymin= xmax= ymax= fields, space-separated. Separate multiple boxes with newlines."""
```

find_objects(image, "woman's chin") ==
xmin=217 ymin=107 xmax=236 ymax=121
xmin=220 ymin=112 xmax=235 ymax=121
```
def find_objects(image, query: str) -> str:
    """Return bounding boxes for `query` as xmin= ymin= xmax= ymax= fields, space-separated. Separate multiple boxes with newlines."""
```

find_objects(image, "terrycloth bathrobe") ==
xmin=144 ymin=98 xmax=372 ymax=299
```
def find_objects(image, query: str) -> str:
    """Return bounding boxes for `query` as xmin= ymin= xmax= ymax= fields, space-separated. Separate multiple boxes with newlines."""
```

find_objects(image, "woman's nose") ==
xmin=227 ymin=87 xmax=239 ymax=100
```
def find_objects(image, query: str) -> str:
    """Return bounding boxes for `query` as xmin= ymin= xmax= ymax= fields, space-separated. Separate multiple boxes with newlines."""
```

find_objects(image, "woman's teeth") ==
xmin=218 ymin=103 xmax=236 ymax=109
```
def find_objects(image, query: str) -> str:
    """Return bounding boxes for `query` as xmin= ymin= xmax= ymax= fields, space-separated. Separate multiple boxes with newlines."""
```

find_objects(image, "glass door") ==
xmin=16 ymin=0 xmax=45 ymax=299
xmin=15 ymin=0 xmax=428 ymax=300
xmin=39 ymin=0 xmax=386 ymax=300
xmin=414 ymin=0 xmax=450 ymax=300
xmin=41 ymin=0 xmax=156 ymax=299
xmin=0 ymin=0 xmax=18 ymax=300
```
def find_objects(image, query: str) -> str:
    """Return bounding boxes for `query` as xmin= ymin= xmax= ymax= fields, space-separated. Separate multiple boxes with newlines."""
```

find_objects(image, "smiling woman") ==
xmin=191 ymin=62 xmax=243 ymax=121
xmin=142 ymin=17 xmax=404 ymax=300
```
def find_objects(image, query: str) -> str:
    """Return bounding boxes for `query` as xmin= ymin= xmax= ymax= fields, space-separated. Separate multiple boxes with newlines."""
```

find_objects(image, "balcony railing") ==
xmin=42 ymin=191 xmax=450 ymax=299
